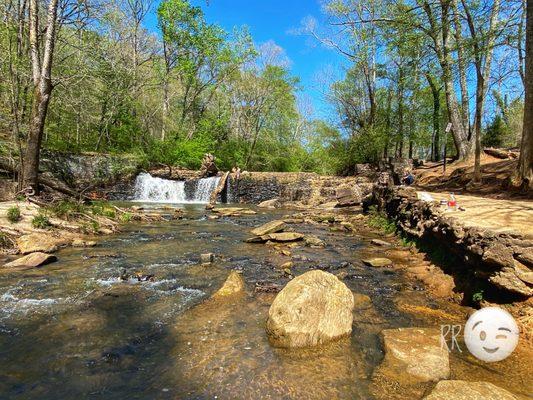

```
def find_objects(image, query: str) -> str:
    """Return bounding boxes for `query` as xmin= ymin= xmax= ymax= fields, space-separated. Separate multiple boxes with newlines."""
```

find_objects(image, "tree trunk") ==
xmin=426 ymin=74 xmax=441 ymax=161
xmin=22 ymin=0 xmax=59 ymax=193
xmin=518 ymin=0 xmax=533 ymax=189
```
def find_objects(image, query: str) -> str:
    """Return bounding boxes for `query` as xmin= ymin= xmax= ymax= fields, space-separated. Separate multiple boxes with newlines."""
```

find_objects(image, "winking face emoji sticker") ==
xmin=464 ymin=307 xmax=519 ymax=362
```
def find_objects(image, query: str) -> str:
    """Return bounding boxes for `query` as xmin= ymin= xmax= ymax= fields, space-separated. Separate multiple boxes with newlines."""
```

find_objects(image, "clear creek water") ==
xmin=0 ymin=204 xmax=530 ymax=399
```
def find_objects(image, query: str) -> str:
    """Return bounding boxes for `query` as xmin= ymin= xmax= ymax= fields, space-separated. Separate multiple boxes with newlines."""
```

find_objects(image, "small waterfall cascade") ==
xmin=133 ymin=173 xmax=221 ymax=203
xmin=193 ymin=176 xmax=221 ymax=203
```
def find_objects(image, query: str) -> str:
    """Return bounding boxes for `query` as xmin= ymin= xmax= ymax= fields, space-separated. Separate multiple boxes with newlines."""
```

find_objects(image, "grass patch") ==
xmin=31 ymin=214 xmax=51 ymax=229
xmin=6 ymin=206 xmax=21 ymax=223
xmin=367 ymin=205 xmax=397 ymax=234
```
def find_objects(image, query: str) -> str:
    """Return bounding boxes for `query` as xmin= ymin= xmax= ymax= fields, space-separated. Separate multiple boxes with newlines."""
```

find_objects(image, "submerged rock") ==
xmin=363 ymin=258 xmax=393 ymax=267
xmin=266 ymin=270 xmax=354 ymax=348
xmin=16 ymin=233 xmax=66 ymax=254
xmin=4 ymin=252 xmax=57 ymax=268
xmin=212 ymin=271 xmax=245 ymax=298
xmin=379 ymin=327 xmax=449 ymax=383
xmin=424 ymin=380 xmax=518 ymax=400
xmin=250 ymin=220 xmax=286 ymax=236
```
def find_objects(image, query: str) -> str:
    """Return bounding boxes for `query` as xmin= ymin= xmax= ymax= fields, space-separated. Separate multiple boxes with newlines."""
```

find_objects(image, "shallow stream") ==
xmin=0 ymin=204 xmax=531 ymax=399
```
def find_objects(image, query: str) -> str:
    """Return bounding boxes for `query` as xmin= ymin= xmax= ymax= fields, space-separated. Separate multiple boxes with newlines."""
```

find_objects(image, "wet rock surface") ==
xmin=424 ymin=380 xmax=519 ymax=400
xmin=378 ymin=327 xmax=450 ymax=383
xmin=266 ymin=270 xmax=354 ymax=348
xmin=3 ymin=252 xmax=57 ymax=268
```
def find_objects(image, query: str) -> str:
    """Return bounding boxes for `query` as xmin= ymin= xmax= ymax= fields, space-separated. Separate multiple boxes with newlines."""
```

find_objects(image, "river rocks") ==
xmin=353 ymin=293 xmax=372 ymax=309
xmin=266 ymin=270 xmax=354 ymax=348
xmin=304 ymin=235 xmax=326 ymax=247
xmin=262 ymin=232 xmax=304 ymax=242
xmin=363 ymin=258 xmax=393 ymax=267
xmin=200 ymin=253 xmax=215 ymax=264
xmin=212 ymin=271 xmax=245 ymax=298
xmin=424 ymin=380 xmax=518 ymax=400
xmin=4 ymin=252 xmax=57 ymax=268
xmin=379 ymin=327 xmax=449 ymax=383
xmin=71 ymin=239 xmax=97 ymax=248
xmin=371 ymin=239 xmax=391 ymax=247
xmin=212 ymin=207 xmax=256 ymax=217
xmin=246 ymin=232 xmax=305 ymax=243
xmin=16 ymin=233 xmax=66 ymax=254
xmin=336 ymin=184 xmax=362 ymax=207
xmin=257 ymin=198 xmax=280 ymax=209
xmin=251 ymin=220 xmax=286 ymax=236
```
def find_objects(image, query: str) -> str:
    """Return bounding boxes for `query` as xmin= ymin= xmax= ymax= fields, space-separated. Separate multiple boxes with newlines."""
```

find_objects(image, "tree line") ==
xmin=0 ymin=0 xmax=531 ymax=192
xmin=304 ymin=0 xmax=531 ymax=187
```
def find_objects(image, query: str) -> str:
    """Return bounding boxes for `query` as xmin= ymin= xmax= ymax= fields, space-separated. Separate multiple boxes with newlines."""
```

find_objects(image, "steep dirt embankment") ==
xmin=368 ymin=185 xmax=533 ymax=300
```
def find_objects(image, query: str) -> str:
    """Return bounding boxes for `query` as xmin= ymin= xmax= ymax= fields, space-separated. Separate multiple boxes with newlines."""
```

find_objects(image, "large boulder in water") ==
xmin=266 ymin=270 xmax=354 ymax=348
xmin=424 ymin=380 xmax=518 ymax=400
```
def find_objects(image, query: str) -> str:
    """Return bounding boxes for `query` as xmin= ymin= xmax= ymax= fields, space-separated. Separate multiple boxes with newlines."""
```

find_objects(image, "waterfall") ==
xmin=193 ymin=176 xmax=220 ymax=203
xmin=133 ymin=173 xmax=221 ymax=204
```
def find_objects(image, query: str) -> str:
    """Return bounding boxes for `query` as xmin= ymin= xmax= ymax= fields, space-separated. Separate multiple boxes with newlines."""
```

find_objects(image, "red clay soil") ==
xmin=413 ymin=154 xmax=532 ymax=200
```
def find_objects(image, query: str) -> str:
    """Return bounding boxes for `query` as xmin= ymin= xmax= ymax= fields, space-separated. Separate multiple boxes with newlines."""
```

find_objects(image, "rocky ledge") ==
xmin=366 ymin=184 xmax=533 ymax=299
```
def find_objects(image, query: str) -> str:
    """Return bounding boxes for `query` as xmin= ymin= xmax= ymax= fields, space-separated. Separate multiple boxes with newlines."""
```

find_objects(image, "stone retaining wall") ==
xmin=367 ymin=185 xmax=533 ymax=298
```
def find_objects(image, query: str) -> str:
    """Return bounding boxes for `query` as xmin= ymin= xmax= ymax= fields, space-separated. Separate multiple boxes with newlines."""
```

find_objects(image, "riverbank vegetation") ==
xmin=0 ymin=0 xmax=531 ymax=191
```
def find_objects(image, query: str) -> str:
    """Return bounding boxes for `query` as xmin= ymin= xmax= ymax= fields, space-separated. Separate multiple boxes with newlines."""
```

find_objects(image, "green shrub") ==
xmin=119 ymin=212 xmax=132 ymax=223
xmin=6 ymin=206 xmax=21 ymax=223
xmin=32 ymin=214 xmax=51 ymax=229
xmin=367 ymin=206 xmax=396 ymax=234
xmin=50 ymin=200 xmax=83 ymax=218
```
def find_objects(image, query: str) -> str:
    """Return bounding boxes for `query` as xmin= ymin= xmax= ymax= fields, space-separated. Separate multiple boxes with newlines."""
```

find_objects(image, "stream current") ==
xmin=0 ymin=204 xmax=531 ymax=399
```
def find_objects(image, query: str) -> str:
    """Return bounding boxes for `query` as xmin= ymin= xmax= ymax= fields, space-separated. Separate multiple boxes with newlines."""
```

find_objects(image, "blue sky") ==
xmin=145 ymin=0 xmax=348 ymax=119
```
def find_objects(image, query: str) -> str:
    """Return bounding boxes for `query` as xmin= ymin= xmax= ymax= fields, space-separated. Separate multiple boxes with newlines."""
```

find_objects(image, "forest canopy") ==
xmin=0 ymin=0 xmax=528 ymax=179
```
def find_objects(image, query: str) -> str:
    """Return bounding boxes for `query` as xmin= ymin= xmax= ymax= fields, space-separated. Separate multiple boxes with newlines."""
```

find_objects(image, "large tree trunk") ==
xmin=22 ymin=0 xmax=59 ymax=193
xmin=518 ymin=0 xmax=533 ymax=189
xmin=22 ymin=82 xmax=52 ymax=191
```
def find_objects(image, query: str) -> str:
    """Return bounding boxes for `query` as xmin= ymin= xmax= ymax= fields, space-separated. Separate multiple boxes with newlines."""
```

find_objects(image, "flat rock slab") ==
xmin=424 ymin=380 xmax=518 ymax=400
xmin=257 ymin=199 xmax=280 ymax=209
xmin=17 ymin=233 xmax=67 ymax=254
xmin=379 ymin=327 xmax=449 ymax=383
xmin=212 ymin=207 xmax=256 ymax=216
xmin=363 ymin=258 xmax=393 ymax=267
xmin=251 ymin=220 xmax=286 ymax=236
xmin=246 ymin=232 xmax=305 ymax=243
xmin=4 ymin=252 xmax=57 ymax=269
xmin=371 ymin=239 xmax=391 ymax=247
